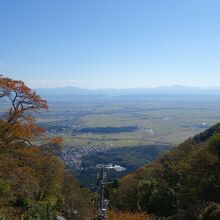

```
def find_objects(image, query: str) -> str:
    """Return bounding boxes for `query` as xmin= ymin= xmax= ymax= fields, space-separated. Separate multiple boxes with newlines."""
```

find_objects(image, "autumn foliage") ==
xmin=0 ymin=76 xmax=48 ymax=145
xmin=0 ymin=76 xmax=48 ymax=122
xmin=0 ymin=76 xmax=91 ymax=219
xmin=107 ymin=210 xmax=150 ymax=220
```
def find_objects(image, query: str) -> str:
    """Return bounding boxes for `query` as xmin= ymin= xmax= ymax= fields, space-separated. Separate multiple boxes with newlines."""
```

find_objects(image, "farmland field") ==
xmin=2 ymin=94 xmax=220 ymax=185
xmin=37 ymin=94 xmax=220 ymax=147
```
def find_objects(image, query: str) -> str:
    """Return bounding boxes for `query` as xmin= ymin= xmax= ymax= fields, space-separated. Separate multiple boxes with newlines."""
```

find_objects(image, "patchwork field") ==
xmin=2 ymin=94 xmax=220 ymax=185
xmin=37 ymin=94 xmax=220 ymax=147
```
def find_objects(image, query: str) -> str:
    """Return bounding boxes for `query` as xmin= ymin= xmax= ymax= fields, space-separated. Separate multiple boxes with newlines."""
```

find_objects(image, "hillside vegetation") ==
xmin=107 ymin=210 xmax=150 ymax=220
xmin=113 ymin=123 xmax=220 ymax=219
xmin=0 ymin=76 xmax=91 ymax=219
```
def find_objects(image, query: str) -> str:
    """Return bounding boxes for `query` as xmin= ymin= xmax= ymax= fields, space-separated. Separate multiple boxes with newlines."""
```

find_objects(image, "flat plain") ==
xmin=37 ymin=94 xmax=220 ymax=147
xmin=2 ymin=94 xmax=220 ymax=184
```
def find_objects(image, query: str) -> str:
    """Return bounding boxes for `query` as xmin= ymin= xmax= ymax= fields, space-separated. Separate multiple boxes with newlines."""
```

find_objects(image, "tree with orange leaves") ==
xmin=0 ymin=76 xmax=91 ymax=220
xmin=0 ymin=75 xmax=48 ymax=145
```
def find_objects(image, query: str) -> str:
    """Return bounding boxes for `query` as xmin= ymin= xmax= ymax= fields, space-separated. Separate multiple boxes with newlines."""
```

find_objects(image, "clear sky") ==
xmin=0 ymin=0 xmax=220 ymax=89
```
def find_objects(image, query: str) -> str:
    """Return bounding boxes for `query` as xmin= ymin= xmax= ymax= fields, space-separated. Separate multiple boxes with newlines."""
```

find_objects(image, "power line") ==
xmin=90 ymin=167 xmax=112 ymax=220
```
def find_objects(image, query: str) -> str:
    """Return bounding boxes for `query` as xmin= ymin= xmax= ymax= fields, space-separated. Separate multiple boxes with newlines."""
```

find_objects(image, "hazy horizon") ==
xmin=33 ymin=84 xmax=220 ymax=90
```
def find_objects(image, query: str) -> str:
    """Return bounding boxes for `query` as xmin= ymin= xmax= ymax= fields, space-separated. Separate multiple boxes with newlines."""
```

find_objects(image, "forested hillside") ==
xmin=113 ymin=123 xmax=220 ymax=219
xmin=0 ymin=77 xmax=91 ymax=219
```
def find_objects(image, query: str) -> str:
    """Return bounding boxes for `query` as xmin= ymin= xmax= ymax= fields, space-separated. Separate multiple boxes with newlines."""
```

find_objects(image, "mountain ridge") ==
xmin=35 ymin=85 xmax=220 ymax=96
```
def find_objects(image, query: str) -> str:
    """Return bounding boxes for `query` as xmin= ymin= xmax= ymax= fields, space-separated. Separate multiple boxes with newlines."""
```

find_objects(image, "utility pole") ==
xmin=96 ymin=167 xmax=112 ymax=220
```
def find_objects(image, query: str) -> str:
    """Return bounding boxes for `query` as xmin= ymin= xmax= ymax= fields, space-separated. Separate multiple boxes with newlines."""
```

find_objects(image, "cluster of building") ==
xmin=96 ymin=163 xmax=126 ymax=172
xmin=61 ymin=144 xmax=99 ymax=170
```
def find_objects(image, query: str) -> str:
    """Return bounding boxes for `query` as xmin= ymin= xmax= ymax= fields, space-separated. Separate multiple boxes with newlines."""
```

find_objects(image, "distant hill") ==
xmin=113 ymin=123 xmax=220 ymax=219
xmin=36 ymin=85 xmax=220 ymax=97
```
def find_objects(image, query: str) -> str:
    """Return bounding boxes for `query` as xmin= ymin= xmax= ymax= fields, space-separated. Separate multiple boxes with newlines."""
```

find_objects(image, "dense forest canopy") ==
xmin=113 ymin=124 xmax=220 ymax=219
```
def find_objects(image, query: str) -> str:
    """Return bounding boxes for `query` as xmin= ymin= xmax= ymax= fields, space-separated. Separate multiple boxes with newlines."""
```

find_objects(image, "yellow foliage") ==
xmin=107 ymin=210 xmax=151 ymax=220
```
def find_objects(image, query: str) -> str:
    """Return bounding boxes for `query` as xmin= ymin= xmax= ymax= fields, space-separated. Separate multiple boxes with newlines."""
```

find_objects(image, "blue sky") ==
xmin=0 ymin=0 xmax=220 ymax=89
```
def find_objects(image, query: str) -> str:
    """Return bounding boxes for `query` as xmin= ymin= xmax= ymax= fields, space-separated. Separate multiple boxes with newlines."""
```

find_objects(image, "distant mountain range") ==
xmin=36 ymin=85 xmax=220 ymax=96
